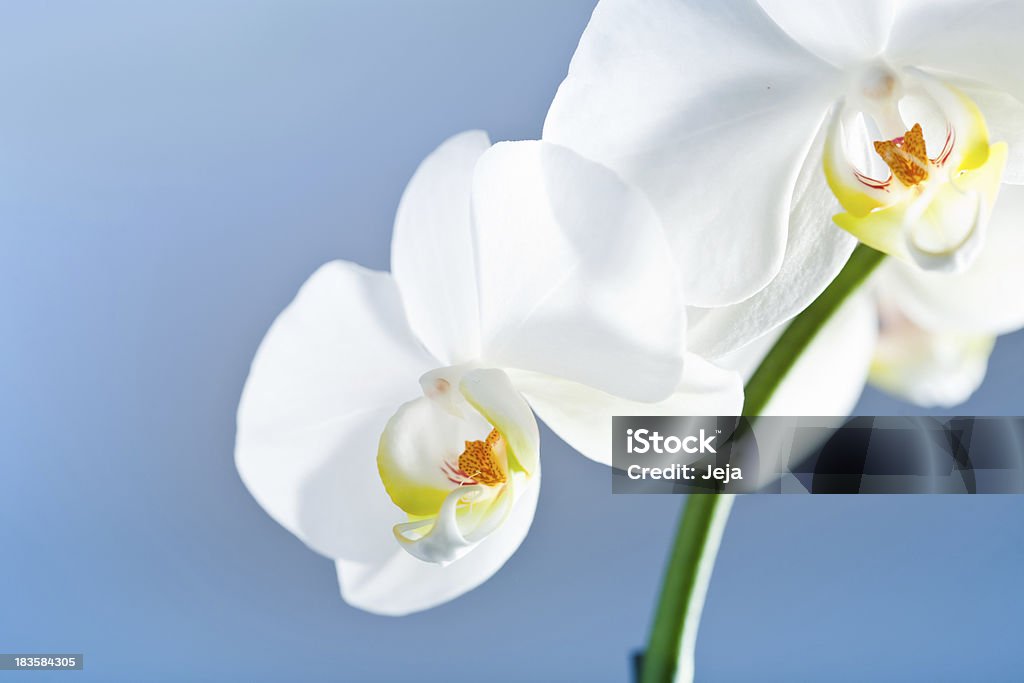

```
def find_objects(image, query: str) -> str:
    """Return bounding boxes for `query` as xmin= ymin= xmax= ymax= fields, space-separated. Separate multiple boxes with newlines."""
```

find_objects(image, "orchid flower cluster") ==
xmin=237 ymin=0 xmax=1024 ymax=615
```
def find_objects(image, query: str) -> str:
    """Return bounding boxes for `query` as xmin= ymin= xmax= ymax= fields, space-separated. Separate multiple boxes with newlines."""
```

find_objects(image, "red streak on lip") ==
xmin=855 ymin=169 xmax=892 ymax=191
xmin=853 ymin=123 xmax=956 ymax=190
xmin=933 ymin=125 xmax=955 ymax=166
xmin=441 ymin=460 xmax=476 ymax=486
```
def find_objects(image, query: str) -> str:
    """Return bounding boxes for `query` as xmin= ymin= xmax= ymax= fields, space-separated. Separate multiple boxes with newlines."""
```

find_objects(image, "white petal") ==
xmin=870 ymin=312 xmax=994 ymax=408
xmin=888 ymin=1 xmax=1024 ymax=102
xmin=236 ymin=261 xmax=435 ymax=560
xmin=544 ymin=0 xmax=839 ymax=306
xmin=719 ymin=292 xmax=878 ymax=416
xmin=335 ymin=472 xmax=539 ymax=616
xmin=459 ymin=368 xmax=540 ymax=476
xmin=757 ymin=0 xmax=895 ymax=68
xmin=506 ymin=355 xmax=743 ymax=466
xmin=956 ymin=81 xmax=1024 ymax=185
xmin=879 ymin=184 xmax=1024 ymax=335
xmin=391 ymin=130 xmax=491 ymax=365
xmin=471 ymin=140 xmax=685 ymax=402
xmin=687 ymin=121 xmax=857 ymax=359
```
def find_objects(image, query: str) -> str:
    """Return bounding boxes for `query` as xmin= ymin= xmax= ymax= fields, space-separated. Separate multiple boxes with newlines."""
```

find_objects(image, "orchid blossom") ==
xmin=865 ymin=172 xmax=1024 ymax=406
xmin=544 ymin=0 xmax=1024 ymax=392
xmin=869 ymin=294 xmax=994 ymax=407
xmin=235 ymin=131 xmax=742 ymax=616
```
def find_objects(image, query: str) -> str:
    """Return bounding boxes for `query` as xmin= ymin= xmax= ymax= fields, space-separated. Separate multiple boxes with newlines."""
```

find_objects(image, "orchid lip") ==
xmin=823 ymin=68 xmax=1007 ymax=272
xmin=377 ymin=365 xmax=539 ymax=565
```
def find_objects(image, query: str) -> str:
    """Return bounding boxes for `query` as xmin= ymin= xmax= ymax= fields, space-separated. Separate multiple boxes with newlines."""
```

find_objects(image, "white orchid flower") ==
xmin=870 ymin=295 xmax=994 ymax=407
xmin=545 ymin=0 xmax=1024 ymax=361
xmin=235 ymin=131 xmax=742 ymax=616
xmin=801 ymin=179 xmax=1024 ymax=408
xmin=863 ymin=177 xmax=1024 ymax=406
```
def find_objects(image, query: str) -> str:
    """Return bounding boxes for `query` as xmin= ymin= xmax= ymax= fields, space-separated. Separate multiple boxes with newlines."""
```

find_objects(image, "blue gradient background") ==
xmin=2 ymin=3 xmax=1022 ymax=681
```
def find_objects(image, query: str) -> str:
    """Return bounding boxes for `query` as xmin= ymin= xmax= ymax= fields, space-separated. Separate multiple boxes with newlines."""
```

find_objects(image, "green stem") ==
xmin=743 ymin=244 xmax=886 ymax=415
xmin=639 ymin=244 xmax=886 ymax=683
xmin=640 ymin=494 xmax=734 ymax=683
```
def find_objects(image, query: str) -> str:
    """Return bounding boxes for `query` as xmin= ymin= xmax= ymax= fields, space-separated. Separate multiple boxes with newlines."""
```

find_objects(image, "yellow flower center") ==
xmin=455 ymin=428 xmax=507 ymax=486
xmin=822 ymin=72 xmax=1008 ymax=271
xmin=873 ymin=123 xmax=929 ymax=187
